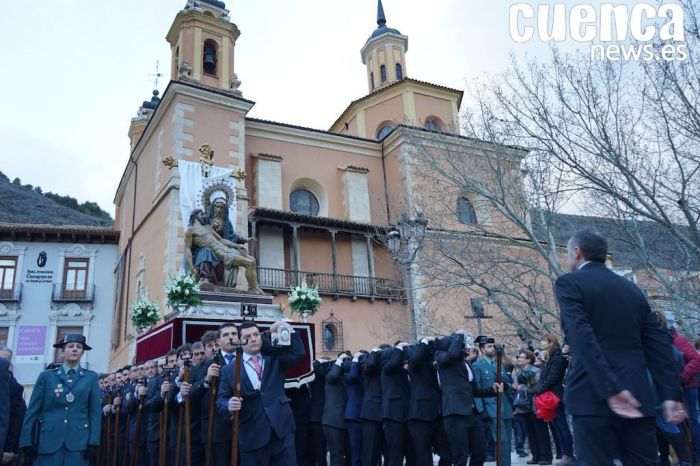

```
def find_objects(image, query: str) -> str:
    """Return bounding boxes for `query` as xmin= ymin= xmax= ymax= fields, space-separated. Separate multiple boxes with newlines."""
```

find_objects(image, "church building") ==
xmin=111 ymin=0 xmax=502 ymax=366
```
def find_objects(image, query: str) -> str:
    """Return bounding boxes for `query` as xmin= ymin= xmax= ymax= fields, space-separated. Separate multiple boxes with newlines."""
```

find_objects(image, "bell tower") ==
xmin=360 ymin=0 xmax=408 ymax=93
xmin=166 ymin=0 xmax=242 ymax=92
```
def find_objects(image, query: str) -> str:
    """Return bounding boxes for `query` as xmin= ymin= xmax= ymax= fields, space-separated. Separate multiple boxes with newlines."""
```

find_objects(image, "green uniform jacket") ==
xmin=472 ymin=358 xmax=514 ymax=419
xmin=20 ymin=366 xmax=102 ymax=454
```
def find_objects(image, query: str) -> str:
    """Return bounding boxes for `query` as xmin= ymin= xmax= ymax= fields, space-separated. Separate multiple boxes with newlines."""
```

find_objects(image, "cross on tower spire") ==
xmin=149 ymin=60 xmax=163 ymax=90
xmin=377 ymin=0 xmax=387 ymax=27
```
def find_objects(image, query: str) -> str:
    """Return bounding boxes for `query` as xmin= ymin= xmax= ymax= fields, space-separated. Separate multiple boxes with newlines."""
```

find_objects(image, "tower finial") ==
xmin=377 ymin=0 xmax=386 ymax=27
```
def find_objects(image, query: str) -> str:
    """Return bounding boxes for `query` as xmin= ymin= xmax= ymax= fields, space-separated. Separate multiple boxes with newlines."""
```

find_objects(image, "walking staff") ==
xmin=205 ymin=351 xmax=224 ymax=466
xmin=104 ymin=390 xmax=113 ymax=466
xmin=175 ymin=358 xmax=192 ymax=466
xmin=230 ymin=337 xmax=243 ymax=466
xmin=113 ymin=382 xmax=122 ymax=466
xmin=130 ymin=379 xmax=147 ymax=466
xmin=495 ymin=345 xmax=503 ymax=466
xmin=159 ymin=369 xmax=173 ymax=466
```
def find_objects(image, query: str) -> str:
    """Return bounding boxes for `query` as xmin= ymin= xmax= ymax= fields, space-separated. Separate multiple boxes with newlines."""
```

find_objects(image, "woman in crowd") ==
xmin=530 ymin=335 xmax=574 ymax=466
xmin=513 ymin=349 xmax=552 ymax=465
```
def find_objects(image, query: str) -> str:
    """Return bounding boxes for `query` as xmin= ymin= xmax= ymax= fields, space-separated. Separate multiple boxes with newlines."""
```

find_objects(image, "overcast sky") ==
xmin=0 ymin=0 xmax=646 ymax=215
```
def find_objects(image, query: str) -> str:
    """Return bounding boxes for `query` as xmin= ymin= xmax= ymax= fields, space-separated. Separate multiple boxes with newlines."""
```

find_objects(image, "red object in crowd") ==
xmin=534 ymin=391 xmax=561 ymax=421
xmin=672 ymin=331 xmax=700 ymax=389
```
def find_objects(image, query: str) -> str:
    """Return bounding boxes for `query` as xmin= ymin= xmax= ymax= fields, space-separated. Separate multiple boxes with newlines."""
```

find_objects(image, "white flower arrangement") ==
xmin=288 ymin=280 xmax=321 ymax=315
xmin=130 ymin=294 xmax=160 ymax=331
xmin=165 ymin=270 xmax=202 ymax=308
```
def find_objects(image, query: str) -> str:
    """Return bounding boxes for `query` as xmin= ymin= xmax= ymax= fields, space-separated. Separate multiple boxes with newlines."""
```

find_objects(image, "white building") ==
xmin=0 ymin=223 xmax=118 ymax=388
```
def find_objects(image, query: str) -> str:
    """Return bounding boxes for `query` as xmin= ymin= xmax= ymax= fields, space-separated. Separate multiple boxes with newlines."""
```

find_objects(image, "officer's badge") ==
xmin=54 ymin=384 xmax=64 ymax=398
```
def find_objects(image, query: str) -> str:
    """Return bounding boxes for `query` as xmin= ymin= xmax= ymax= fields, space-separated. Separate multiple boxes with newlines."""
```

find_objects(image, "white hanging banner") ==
xmin=178 ymin=160 xmax=237 ymax=230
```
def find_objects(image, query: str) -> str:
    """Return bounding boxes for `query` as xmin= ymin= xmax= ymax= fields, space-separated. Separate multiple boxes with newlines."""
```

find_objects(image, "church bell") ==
xmin=203 ymin=45 xmax=217 ymax=74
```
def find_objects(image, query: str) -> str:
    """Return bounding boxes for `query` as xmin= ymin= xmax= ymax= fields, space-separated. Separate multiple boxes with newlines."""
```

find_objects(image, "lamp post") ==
xmin=387 ymin=213 xmax=428 ymax=341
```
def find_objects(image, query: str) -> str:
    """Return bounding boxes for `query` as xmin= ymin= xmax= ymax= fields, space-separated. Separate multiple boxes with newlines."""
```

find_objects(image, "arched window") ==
xmin=290 ymin=189 xmax=320 ymax=216
xmin=203 ymin=41 xmax=218 ymax=75
xmin=395 ymin=63 xmax=403 ymax=80
xmin=457 ymin=197 xmax=478 ymax=224
xmin=376 ymin=125 xmax=394 ymax=140
xmin=380 ymin=65 xmax=387 ymax=83
xmin=322 ymin=313 xmax=344 ymax=351
xmin=425 ymin=120 xmax=440 ymax=131
xmin=323 ymin=324 xmax=336 ymax=351
xmin=370 ymin=72 xmax=375 ymax=90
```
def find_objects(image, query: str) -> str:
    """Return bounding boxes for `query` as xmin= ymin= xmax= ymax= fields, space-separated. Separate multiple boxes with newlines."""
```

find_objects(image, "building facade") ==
xmin=111 ymin=0 xmax=526 ymax=368
xmin=0 ymin=224 xmax=118 ymax=388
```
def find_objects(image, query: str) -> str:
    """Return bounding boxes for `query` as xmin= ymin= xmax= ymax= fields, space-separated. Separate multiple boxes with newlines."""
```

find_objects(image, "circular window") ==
xmin=290 ymin=189 xmax=320 ymax=216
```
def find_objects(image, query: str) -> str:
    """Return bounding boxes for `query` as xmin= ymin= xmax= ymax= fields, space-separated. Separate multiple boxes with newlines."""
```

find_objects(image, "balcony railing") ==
xmin=257 ymin=267 xmax=404 ymax=300
xmin=51 ymin=283 xmax=95 ymax=303
xmin=0 ymin=283 xmax=22 ymax=302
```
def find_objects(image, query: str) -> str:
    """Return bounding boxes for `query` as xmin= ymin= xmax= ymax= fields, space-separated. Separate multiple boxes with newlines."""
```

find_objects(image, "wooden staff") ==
xmin=495 ymin=344 xmax=504 ymax=466
xmin=175 ymin=359 xmax=192 ymax=466
xmin=159 ymin=371 xmax=172 ymax=466
xmin=113 ymin=384 xmax=122 ymax=466
xmin=230 ymin=342 xmax=244 ymax=466
xmin=205 ymin=352 xmax=223 ymax=466
xmin=104 ymin=391 xmax=113 ymax=466
xmin=130 ymin=380 xmax=146 ymax=466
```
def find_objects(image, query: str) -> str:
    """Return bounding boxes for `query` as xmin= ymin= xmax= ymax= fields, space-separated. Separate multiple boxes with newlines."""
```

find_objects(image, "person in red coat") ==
xmin=665 ymin=311 xmax=700 ymax=462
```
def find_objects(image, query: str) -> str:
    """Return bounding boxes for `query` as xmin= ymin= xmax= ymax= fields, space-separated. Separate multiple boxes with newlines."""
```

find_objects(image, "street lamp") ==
xmin=387 ymin=213 xmax=428 ymax=340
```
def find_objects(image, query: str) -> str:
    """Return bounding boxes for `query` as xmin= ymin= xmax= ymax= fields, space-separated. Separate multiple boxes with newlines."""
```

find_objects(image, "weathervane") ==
xmin=149 ymin=60 xmax=163 ymax=90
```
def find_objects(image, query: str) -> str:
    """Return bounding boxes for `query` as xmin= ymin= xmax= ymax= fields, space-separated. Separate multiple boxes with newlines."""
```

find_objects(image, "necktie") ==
xmin=68 ymin=369 xmax=75 ymax=375
xmin=250 ymin=355 xmax=263 ymax=381
xmin=225 ymin=354 xmax=234 ymax=365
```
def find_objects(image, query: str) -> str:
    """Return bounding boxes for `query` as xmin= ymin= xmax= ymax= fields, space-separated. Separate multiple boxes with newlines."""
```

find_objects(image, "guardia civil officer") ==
xmin=20 ymin=334 xmax=102 ymax=466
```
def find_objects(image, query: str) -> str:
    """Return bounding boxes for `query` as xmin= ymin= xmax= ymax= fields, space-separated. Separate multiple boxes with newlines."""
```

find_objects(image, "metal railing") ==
xmin=0 ymin=283 xmax=22 ymax=302
xmin=257 ymin=267 xmax=404 ymax=300
xmin=51 ymin=283 xmax=95 ymax=303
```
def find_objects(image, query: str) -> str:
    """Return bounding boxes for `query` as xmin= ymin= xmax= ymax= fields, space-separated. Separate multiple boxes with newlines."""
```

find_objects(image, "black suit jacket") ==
xmin=5 ymin=371 xmax=25 ymax=454
xmin=322 ymin=363 xmax=347 ymax=429
xmin=126 ymin=381 xmax=148 ymax=445
xmin=556 ymin=261 xmax=681 ymax=417
xmin=308 ymin=360 xmax=328 ymax=423
xmin=408 ymin=342 xmax=441 ymax=422
xmin=345 ymin=360 xmax=364 ymax=421
xmin=381 ymin=348 xmax=410 ymax=422
xmin=144 ymin=375 xmax=164 ymax=443
xmin=216 ymin=332 xmax=305 ymax=452
xmin=435 ymin=334 xmax=495 ymax=417
xmin=361 ymin=351 xmax=383 ymax=422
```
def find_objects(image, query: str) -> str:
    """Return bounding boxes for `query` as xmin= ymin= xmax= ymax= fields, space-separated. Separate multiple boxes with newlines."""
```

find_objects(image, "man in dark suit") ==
xmin=344 ymin=351 xmax=366 ymax=466
xmin=0 ymin=356 xmax=10 ymax=464
xmin=0 ymin=347 xmax=26 ymax=466
xmin=144 ymin=357 xmax=169 ymax=466
xmin=323 ymin=352 xmax=350 ymax=466
xmin=435 ymin=332 xmax=501 ymax=466
xmin=218 ymin=320 xmax=305 ymax=466
xmin=125 ymin=368 xmax=149 ymax=466
xmin=361 ymin=346 xmax=389 ymax=466
xmin=556 ymin=229 xmax=686 ymax=465
xmin=381 ymin=342 xmax=414 ymax=466
xmin=407 ymin=339 xmax=451 ymax=466
xmin=309 ymin=359 xmax=330 ymax=466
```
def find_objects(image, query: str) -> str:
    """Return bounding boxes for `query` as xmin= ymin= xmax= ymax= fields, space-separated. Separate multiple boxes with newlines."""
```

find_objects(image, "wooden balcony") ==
xmin=257 ymin=267 xmax=404 ymax=301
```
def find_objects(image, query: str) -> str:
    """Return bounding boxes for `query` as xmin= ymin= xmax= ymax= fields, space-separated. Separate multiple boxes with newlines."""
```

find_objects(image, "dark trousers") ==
xmin=148 ymin=441 xmax=160 ymax=466
xmin=684 ymin=387 xmax=700 ymax=461
xmin=323 ymin=425 xmax=348 ymax=466
xmin=479 ymin=415 xmax=495 ymax=459
xmin=128 ymin=439 xmax=149 ymax=466
xmin=408 ymin=418 xmax=452 ymax=466
xmin=382 ymin=420 xmax=414 ymax=466
xmin=572 ymin=415 xmax=659 ymax=465
xmin=212 ymin=441 xmax=232 ymax=466
xmin=443 ymin=414 xmax=485 ymax=466
xmin=657 ymin=425 xmax=693 ymax=466
xmin=310 ymin=422 xmax=327 ymax=466
xmin=346 ymin=420 xmax=363 ymax=466
xmin=512 ymin=417 xmax=526 ymax=454
xmin=550 ymin=402 xmax=573 ymax=457
xmin=295 ymin=421 xmax=313 ymax=466
xmin=240 ymin=430 xmax=297 ymax=466
xmin=361 ymin=420 xmax=383 ymax=466
xmin=518 ymin=412 xmax=551 ymax=461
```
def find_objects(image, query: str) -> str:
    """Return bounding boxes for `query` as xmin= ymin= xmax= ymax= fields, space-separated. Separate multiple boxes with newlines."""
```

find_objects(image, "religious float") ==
xmin=133 ymin=144 xmax=315 ymax=387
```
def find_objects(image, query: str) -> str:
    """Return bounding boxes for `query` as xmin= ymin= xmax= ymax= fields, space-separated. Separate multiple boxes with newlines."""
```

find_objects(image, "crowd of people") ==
xmin=0 ymin=229 xmax=696 ymax=466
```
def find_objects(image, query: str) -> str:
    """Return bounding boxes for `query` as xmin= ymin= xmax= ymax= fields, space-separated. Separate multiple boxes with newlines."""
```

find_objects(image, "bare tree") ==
xmin=397 ymin=0 xmax=700 ymax=339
